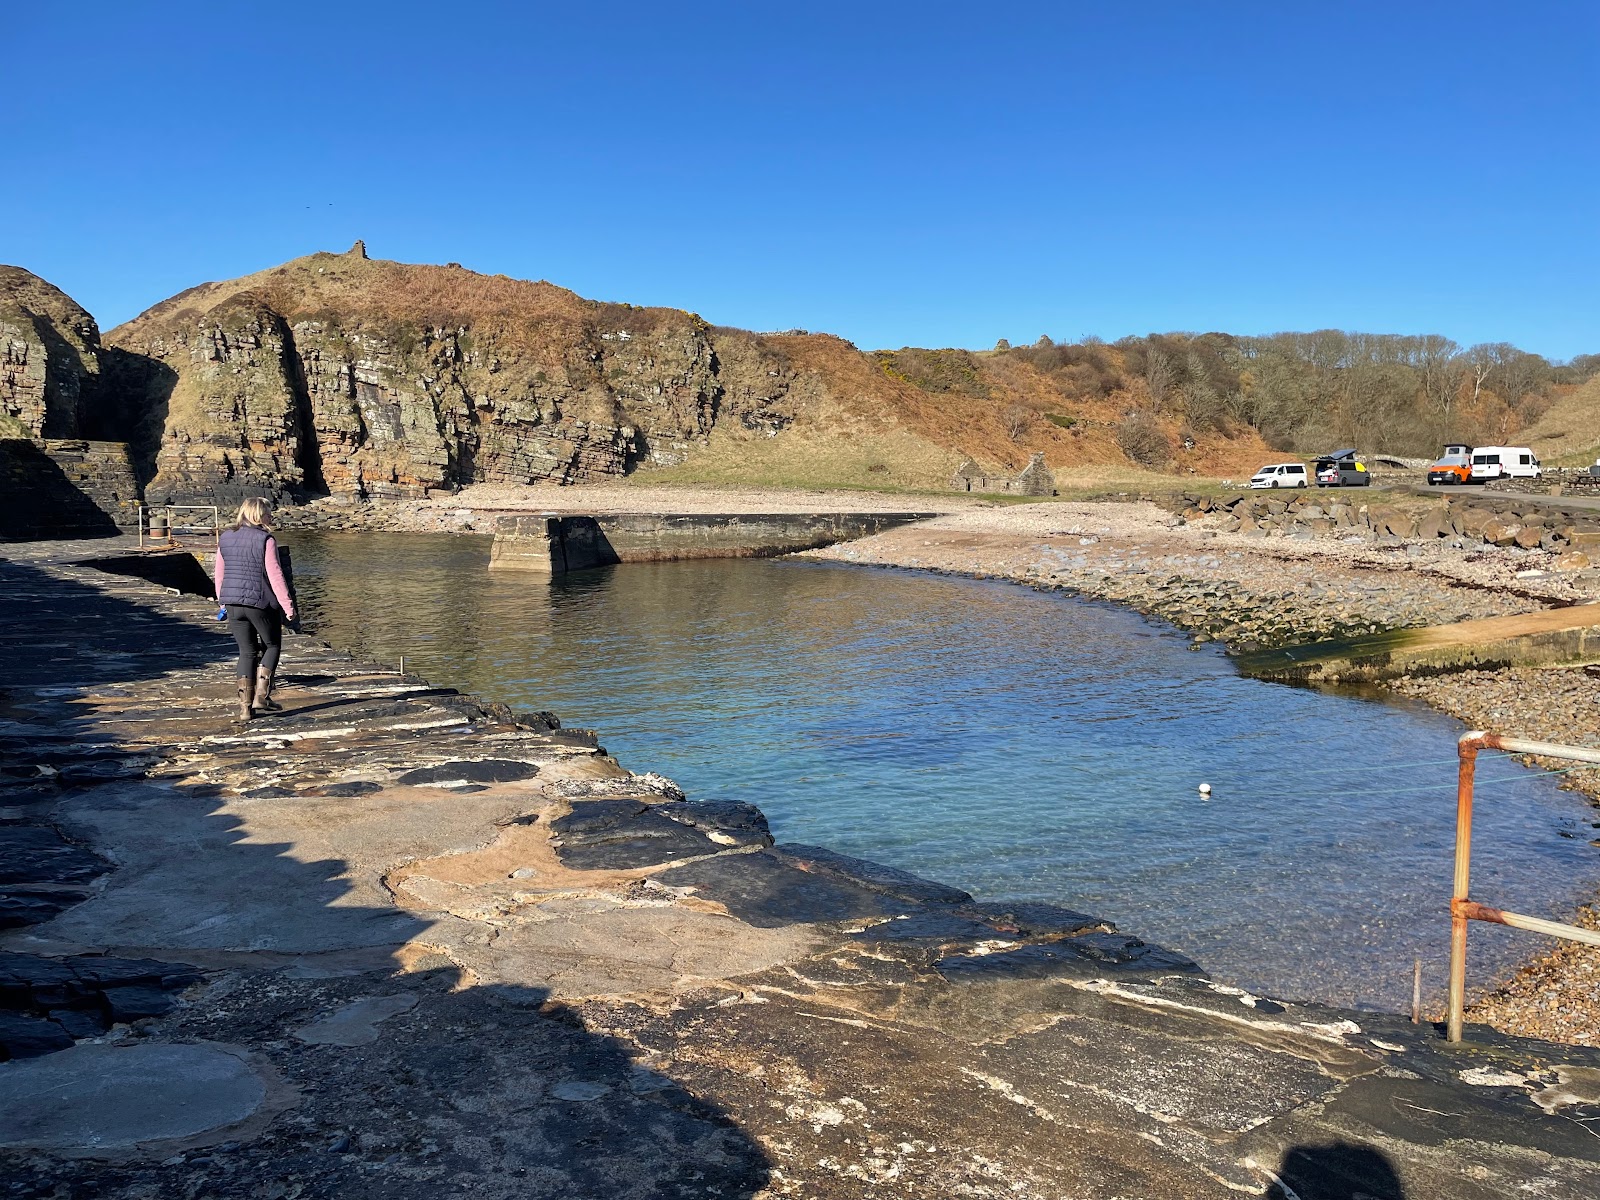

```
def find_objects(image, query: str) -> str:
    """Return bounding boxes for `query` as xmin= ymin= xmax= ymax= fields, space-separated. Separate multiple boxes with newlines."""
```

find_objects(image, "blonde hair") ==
xmin=230 ymin=497 xmax=273 ymax=531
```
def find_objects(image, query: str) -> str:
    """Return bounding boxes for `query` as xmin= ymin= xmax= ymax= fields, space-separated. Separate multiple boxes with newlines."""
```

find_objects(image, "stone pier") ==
xmin=1 ymin=539 xmax=1598 ymax=1198
xmin=487 ymin=511 xmax=939 ymax=574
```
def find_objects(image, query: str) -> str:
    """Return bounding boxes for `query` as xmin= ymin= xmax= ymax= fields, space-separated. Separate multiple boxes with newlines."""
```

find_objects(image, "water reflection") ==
xmin=288 ymin=532 xmax=1597 ymax=1011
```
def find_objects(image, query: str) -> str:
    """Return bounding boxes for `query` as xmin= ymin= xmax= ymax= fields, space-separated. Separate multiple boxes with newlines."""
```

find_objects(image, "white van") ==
xmin=1469 ymin=446 xmax=1541 ymax=482
xmin=1248 ymin=462 xmax=1308 ymax=489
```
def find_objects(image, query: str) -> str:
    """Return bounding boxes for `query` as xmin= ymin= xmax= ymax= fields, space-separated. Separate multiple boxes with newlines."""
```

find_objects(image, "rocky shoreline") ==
xmin=280 ymin=484 xmax=1600 ymax=1044
xmin=3 ymin=534 xmax=1600 ymax=1197
xmin=806 ymin=499 xmax=1600 ymax=1045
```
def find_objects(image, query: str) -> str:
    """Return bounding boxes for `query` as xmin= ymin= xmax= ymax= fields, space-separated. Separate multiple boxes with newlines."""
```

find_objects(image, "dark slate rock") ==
xmin=773 ymin=844 xmax=972 ymax=906
xmin=1310 ymin=1074 xmax=1600 ymax=1161
xmin=72 ymin=957 xmax=203 ymax=990
xmin=851 ymin=911 xmax=1020 ymax=945
xmin=657 ymin=801 xmax=772 ymax=848
xmin=317 ymin=781 xmax=383 ymax=797
xmin=955 ymin=901 xmax=1109 ymax=938
xmin=0 ymin=886 xmax=88 ymax=929
xmin=0 ymin=951 xmax=77 ymax=991
xmin=240 ymin=786 xmax=295 ymax=799
xmin=55 ymin=756 xmax=153 ymax=782
xmin=655 ymin=852 xmax=919 ymax=929
xmin=936 ymin=932 xmax=1201 ymax=982
xmin=0 ymin=826 xmax=109 ymax=885
xmin=544 ymin=728 xmax=601 ymax=750
xmin=101 ymin=985 xmax=179 ymax=1022
xmin=48 ymin=1008 xmax=108 ymax=1039
xmin=550 ymin=800 xmax=648 ymax=841
xmin=0 ymin=1012 xmax=73 ymax=1060
xmin=552 ymin=801 xmax=716 ymax=870
xmin=556 ymin=831 xmax=714 ymax=870
xmin=397 ymin=759 xmax=541 ymax=786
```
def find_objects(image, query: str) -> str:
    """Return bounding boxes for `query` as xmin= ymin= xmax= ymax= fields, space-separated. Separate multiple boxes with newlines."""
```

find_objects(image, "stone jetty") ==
xmin=487 ymin=511 xmax=940 ymax=574
xmin=3 ymin=539 xmax=1599 ymax=1198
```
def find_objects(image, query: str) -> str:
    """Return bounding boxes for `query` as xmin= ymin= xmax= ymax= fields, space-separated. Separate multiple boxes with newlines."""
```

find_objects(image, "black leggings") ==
xmin=227 ymin=605 xmax=282 ymax=676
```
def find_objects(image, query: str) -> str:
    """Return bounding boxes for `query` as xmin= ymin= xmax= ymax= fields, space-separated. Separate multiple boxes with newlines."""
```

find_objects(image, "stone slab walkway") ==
xmin=1 ymin=538 xmax=1598 ymax=1198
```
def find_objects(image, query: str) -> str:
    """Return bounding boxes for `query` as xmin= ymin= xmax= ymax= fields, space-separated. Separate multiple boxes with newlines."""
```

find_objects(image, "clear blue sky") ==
xmin=6 ymin=1 xmax=1597 ymax=358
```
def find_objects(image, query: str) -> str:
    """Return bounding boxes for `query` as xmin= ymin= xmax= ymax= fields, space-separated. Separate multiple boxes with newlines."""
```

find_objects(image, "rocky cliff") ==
xmin=102 ymin=244 xmax=830 ymax=504
xmin=10 ymin=248 xmax=1276 ymax=508
xmin=0 ymin=266 xmax=105 ymax=440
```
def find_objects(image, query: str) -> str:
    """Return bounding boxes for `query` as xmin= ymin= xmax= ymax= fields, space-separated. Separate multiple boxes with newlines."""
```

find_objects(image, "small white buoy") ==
xmin=1198 ymin=783 xmax=1212 ymax=796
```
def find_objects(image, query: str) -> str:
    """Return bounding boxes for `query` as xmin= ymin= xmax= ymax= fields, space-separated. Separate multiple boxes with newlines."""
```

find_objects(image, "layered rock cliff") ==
xmin=0 ymin=266 xmax=105 ymax=440
xmin=15 ymin=248 xmax=1276 ymax=509
xmin=103 ymin=244 xmax=823 ymax=504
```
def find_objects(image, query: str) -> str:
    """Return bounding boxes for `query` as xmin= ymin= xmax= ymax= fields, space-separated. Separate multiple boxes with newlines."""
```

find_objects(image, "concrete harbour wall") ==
xmin=488 ymin=511 xmax=939 ymax=574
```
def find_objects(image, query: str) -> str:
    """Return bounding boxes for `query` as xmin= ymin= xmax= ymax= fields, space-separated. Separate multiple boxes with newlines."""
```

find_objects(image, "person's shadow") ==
xmin=1270 ymin=1141 xmax=1406 ymax=1200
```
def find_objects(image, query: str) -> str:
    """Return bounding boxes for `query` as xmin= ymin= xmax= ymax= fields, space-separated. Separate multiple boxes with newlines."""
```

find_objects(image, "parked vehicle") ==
xmin=1249 ymin=462 xmax=1309 ymax=489
xmin=1314 ymin=449 xmax=1370 ymax=487
xmin=1469 ymin=446 xmax=1541 ymax=481
xmin=1427 ymin=452 xmax=1473 ymax=485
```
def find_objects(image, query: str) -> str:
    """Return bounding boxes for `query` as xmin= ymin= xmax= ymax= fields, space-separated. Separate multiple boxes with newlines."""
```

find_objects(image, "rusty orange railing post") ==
xmin=1448 ymin=733 xmax=1485 ymax=1042
xmin=1447 ymin=730 xmax=1600 ymax=1043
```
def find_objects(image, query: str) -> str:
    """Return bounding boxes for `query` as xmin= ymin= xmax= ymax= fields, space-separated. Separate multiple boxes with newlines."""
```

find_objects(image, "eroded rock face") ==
xmin=103 ymin=251 xmax=812 ymax=504
xmin=0 ymin=267 xmax=104 ymax=439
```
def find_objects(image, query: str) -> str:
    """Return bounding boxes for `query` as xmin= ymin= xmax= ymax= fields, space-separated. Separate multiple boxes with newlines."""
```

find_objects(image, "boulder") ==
xmin=1554 ymin=550 xmax=1593 ymax=572
xmin=1457 ymin=507 xmax=1493 ymax=537
xmin=1366 ymin=507 xmax=1416 ymax=539
xmin=1416 ymin=508 xmax=1452 ymax=539
xmin=1482 ymin=518 xmax=1523 ymax=547
xmin=1514 ymin=526 xmax=1545 ymax=550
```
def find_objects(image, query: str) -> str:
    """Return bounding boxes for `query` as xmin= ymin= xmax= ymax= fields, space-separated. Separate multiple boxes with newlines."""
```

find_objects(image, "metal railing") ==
xmin=1448 ymin=730 xmax=1600 ymax=1042
xmin=136 ymin=503 xmax=220 ymax=552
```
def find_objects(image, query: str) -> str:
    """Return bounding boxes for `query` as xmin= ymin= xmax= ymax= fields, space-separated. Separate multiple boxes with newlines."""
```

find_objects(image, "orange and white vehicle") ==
xmin=1427 ymin=444 xmax=1473 ymax=485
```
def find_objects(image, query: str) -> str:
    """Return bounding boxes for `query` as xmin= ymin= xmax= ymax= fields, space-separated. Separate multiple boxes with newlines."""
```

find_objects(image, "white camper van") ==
xmin=1469 ymin=446 xmax=1541 ymax=482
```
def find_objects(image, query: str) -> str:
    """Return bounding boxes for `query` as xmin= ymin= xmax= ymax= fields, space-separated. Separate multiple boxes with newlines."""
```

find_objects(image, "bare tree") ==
xmin=1415 ymin=334 xmax=1464 ymax=427
xmin=1002 ymin=403 xmax=1033 ymax=441
xmin=1145 ymin=345 xmax=1176 ymax=404
xmin=1467 ymin=343 xmax=1510 ymax=401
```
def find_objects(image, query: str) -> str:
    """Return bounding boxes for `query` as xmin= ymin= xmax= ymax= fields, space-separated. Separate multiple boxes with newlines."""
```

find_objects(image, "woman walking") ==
xmin=214 ymin=497 xmax=297 ymax=721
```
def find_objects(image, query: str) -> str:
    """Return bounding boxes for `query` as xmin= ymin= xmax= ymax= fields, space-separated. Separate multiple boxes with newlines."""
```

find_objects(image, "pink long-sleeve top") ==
xmin=215 ymin=534 xmax=296 ymax=617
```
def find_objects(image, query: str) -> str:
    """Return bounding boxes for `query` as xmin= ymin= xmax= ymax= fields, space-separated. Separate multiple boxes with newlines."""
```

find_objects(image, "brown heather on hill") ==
xmin=91 ymin=246 xmax=1276 ymax=504
xmin=23 ymin=247 xmax=1592 ymax=503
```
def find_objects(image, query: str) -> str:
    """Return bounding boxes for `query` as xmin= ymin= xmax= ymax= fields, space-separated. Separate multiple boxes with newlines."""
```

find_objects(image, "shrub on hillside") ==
xmin=1116 ymin=411 xmax=1171 ymax=467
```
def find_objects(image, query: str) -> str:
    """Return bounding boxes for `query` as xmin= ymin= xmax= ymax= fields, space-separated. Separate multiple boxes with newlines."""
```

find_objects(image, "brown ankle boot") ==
xmin=253 ymin=665 xmax=282 ymax=713
xmin=236 ymin=676 xmax=254 ymax=721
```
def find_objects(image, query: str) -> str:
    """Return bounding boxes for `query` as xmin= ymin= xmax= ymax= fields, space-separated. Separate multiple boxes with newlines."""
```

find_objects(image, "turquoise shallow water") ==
xmin=287 ymin=531 xmax=1599 ymax=1011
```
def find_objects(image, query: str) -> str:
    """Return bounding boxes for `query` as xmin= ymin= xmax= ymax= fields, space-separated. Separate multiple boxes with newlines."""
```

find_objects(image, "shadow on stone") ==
xmin=1270 ymin=1141 xmax=1406 ymax=1199
xmin=0 ymin=554 xmax=774 ymax=1197
xmin=0 ymin=441 xmax=122 ymax=540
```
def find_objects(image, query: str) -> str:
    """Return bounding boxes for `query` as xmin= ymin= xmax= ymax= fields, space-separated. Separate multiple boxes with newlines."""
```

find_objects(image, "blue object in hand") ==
xmin=216 ymin=606 xmax=228 ymax=621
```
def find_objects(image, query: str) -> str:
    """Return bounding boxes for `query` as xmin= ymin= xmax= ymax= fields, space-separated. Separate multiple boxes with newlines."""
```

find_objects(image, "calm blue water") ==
xmin=287 ymin=532 xmax=1599 ymax=1011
